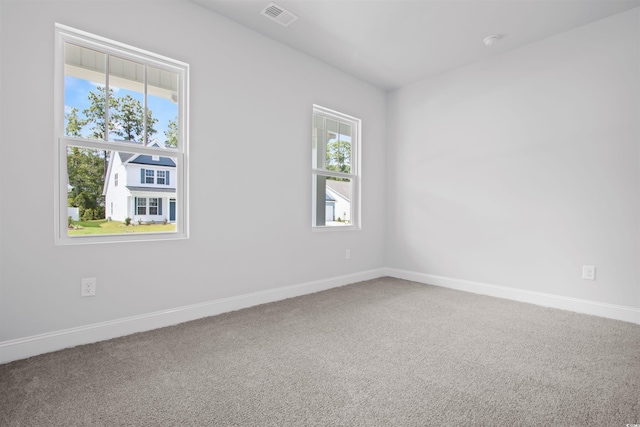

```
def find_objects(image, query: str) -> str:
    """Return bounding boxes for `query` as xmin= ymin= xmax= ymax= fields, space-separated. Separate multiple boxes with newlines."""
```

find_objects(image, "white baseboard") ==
xmin=0 ymin=269 xmax=386 ymax=364
xmin=3 ymin=267 xmax=637 ymax=364
xmin=385 ymin=268 xmax=640 ymax=325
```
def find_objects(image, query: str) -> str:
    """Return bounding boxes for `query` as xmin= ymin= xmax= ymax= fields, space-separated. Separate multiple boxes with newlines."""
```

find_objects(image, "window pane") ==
xmin=67 ymin=145 xmax=107 ymax=225
xmin=109 ymin=56 xmax=145 ymax=142
xmin=64 ymin=43 xmax=107 ymax=139
xmin=337 ymin=122 xmax=352 ymax=173
xmin=149 ymin=198 xmax=158 ymax=215
xmin=314 ymin=175 xmax=352 ymax=227
xmin=148 ymin=66 xmax=179 ymax=149
xmin=67 ymin=144 xmax=178 ymax=236
xmin=324 ymin=119 xmax=352 ymax=175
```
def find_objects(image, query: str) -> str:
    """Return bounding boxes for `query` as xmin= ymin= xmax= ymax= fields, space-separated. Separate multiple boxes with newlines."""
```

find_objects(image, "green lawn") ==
xmin=68 ymin=219 xmax=176 ymax=236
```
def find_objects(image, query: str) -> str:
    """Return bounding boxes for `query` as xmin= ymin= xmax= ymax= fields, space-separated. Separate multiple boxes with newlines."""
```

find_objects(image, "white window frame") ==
xmin=137 ymin=197 xmax=147 ymax=215
xmin=149 ymin=198 xmax=159 ymax=216
xmin=54 ymin=24 xmax=189 ymax=244
xmin=312 ymin=105 xmax=361 ymax=230
xmin=145 ymin=169 xmax=155 ymax=184
xmin=157 ymin=170 xmax=165 ymax=185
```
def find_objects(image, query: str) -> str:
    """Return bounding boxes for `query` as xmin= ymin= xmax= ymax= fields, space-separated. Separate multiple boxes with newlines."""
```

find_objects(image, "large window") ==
xmin=312 ymin=105 xmax=360 ymax=229
xmin=54 ymin=24 xmax=189 ymax=243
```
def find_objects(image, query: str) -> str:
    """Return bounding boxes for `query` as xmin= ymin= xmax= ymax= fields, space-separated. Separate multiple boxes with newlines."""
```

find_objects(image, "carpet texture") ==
xmin=1 ymin=277 xmax=639 ymax=426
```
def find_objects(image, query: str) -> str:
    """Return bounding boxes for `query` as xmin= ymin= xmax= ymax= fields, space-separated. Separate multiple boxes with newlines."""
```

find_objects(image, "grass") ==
xmin=68 ymin=219 xmax=176 ymax=236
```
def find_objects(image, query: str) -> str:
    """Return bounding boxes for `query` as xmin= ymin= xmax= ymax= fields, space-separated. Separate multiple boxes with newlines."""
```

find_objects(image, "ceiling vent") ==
xmin=260 ymin=2 xmax=298 ymax=27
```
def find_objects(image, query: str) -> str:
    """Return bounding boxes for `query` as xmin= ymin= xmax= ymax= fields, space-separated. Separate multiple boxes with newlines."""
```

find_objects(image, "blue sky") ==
xmin=64 ymin=76 xmax=177 ymax=146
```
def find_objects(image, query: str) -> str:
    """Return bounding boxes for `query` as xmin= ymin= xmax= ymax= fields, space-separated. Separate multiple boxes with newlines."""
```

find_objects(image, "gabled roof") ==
xmin=326 ymin=179 xmax=350 ymax=201
xmin=121 ymin=139 xmax=176 ymax=167
xmin=127 ymin=154 xmax=176 ymax=167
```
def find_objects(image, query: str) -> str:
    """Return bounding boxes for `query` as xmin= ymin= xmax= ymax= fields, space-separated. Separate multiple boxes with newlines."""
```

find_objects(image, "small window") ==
xmin=54 ymin=24 xmax=189 ymax=244
xmin=312 ymin=105 xmax=360 ymax=229
xmin=149 ymin=198 xmax=159 ymax=215
xmin=137 ymin=197 xmax=147 ymax=215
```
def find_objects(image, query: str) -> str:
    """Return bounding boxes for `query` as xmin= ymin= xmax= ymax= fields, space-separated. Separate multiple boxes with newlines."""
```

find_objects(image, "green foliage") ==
xmin=326 ymin=139 xmax=351 ymax=175
xmin=113 ymin=94 xmax=158 ymax=142
xmin=67 ymin=148 xmax=105 ymax=218
xmin=125 ymin=217 xmax=132 ymax=226
xmin=164 ymin=118 xmax=178 ymax=147
xmin=65 ymin=107 xmax=84 ymax=137
xmin=67 ymin=219 xmax=176 ymax=236
xmin=68 ymin=216 xmax=74 ymax=228
xmin=82 ymin=208 xmax=100 ymax=221
xmin=82 ymin=86 xmax=116 ymax=140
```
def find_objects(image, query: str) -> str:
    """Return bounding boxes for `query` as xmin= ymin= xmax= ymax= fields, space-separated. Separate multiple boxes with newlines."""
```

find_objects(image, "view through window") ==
xmin=55 ymin=25 xmax=188 ymax=243
xmin=312 ymin=106 xmax=360 ymax=228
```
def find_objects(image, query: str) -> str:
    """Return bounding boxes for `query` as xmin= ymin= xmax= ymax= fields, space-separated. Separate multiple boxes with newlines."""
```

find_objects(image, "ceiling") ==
xmin=190 ymin=0 xmax=640 ymax=91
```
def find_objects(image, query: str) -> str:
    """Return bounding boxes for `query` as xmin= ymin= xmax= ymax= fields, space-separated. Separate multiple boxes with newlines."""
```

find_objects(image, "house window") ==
xmin=149 ymin=198 xmax=159 ymax=215
xmin=312 ymin=105 xmax=360 ymax=229
xmin=137 ymin=197 xmax=147 ymax=215
xmin=54 ymin=24 xmax=189 ymax=244
xmin=157 ymin=170 xmax=165 ymax=185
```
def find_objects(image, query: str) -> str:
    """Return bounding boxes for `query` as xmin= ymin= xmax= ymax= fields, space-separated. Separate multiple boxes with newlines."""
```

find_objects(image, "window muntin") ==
xmin=157 ymin=170 xmax=165 ymax=185
xmin=149 ymin=198 xmax=159 ymax=215
xmin=145 ymin=169 xmax=154 ymax=184
xmin=312 ymin=106 xmax=360 ymax=229
xmin=137 ymin=197 xmax=147 ymax=215
xmin=55 ymin=24 xmax=189 ymax=243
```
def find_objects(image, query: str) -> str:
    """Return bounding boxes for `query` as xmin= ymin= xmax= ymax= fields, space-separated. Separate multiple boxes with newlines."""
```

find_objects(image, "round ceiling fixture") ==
xmin=483 ymin=34 xmax=501 ymax=47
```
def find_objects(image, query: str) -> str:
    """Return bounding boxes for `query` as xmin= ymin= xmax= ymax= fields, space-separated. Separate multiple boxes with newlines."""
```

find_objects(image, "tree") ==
xmin=326 ymin=139 xmax=351 ymax=174
xmin=82 ymin=86 xmax=117 ymax=140
xmin=67 ymin=147 xmax=105 ymax=218
xmin=65 ymin=107 xmax=85 ymax=137
xmin=113 ymin=94 xmax=158 ymax=142
xmin=165 ymin=118 xmax=178 ymax=147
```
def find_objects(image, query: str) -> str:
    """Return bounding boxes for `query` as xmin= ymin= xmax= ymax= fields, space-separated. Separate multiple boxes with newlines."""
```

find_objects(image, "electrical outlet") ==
xmin=345 ymin=249 xmax=351 ymax=260
xmin=81 ymin=278 xmax=96 ymax=297
xmin=582 ymin=265 xmax=595 ymax=281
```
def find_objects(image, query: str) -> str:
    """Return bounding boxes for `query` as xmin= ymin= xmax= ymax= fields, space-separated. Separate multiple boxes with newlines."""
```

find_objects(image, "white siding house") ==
xmin=325 ymin=179 xmax=351 ymax=224
xmin=103 ymin=141 xmax=177 ymax=224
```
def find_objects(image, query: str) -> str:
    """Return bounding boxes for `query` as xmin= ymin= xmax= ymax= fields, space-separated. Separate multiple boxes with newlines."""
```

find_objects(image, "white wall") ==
xmin=387 ymin=9 xmax=640 ymax=311
xmin=0 ymin=0 xmax=387 ymax=352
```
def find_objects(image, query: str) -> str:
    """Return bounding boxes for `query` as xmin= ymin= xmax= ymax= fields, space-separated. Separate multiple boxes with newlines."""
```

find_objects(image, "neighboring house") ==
xmin=103 ymin=140 xmax=177 ymax=223
xmin=325 ymin=179 xmax=351 ymax=224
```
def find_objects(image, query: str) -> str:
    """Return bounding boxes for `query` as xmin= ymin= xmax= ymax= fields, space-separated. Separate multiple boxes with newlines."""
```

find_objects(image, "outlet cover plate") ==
xmin=81 ymin=278 xmax=96 ymax=297
xmin=582 ymin=265 xmax=595 ymax=281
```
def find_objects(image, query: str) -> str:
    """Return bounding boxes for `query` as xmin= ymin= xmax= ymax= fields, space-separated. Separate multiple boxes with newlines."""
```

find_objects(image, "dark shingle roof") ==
xmin=128 ymin=154 xmax=176 ymax=167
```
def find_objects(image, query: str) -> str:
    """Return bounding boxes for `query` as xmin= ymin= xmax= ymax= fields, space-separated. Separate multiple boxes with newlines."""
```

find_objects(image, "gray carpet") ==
xmin=1 ymin=277 xmax=639 ymax=426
